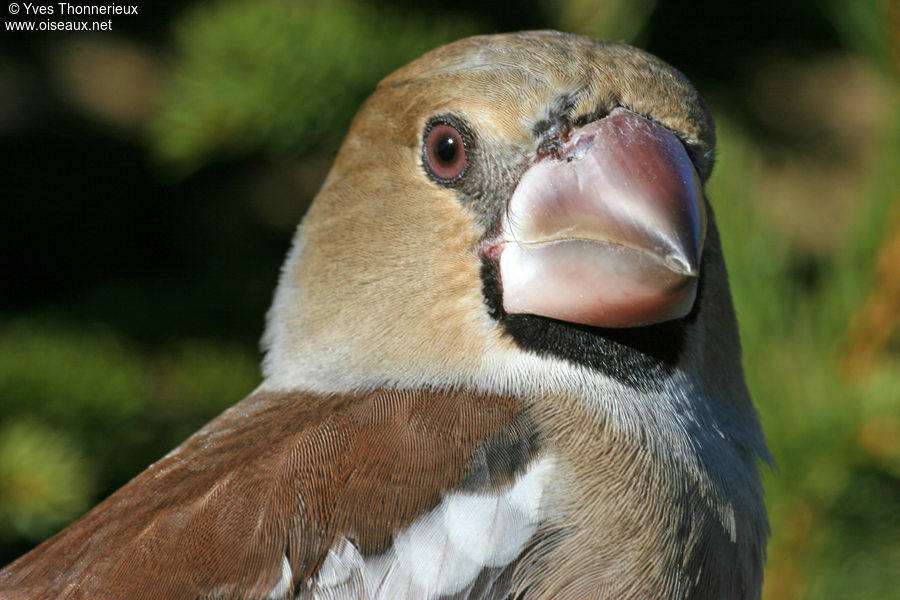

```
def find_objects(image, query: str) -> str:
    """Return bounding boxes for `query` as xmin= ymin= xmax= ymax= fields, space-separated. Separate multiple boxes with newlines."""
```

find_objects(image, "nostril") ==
xmin=568 ymin=134 xmax=595 ymax=161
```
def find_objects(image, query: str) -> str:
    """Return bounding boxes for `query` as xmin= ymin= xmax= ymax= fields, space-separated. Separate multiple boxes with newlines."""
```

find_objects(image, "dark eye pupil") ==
xmin=435 ymin=136 xmax=457 ymax=163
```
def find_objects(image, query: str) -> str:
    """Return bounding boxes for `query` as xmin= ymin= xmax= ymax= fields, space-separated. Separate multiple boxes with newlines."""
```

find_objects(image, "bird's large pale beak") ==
xmin=497 ymin=107 xmax=706 ymax=328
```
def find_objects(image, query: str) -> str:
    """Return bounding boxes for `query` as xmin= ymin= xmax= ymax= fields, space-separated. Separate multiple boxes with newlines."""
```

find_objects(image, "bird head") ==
xmin=262 ymin=31 xmax=746 ymax=408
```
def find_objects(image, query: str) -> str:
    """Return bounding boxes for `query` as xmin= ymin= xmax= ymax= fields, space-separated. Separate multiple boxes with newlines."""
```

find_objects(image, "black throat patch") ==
xmin=480 ymin=256 xmax=700 ymax=391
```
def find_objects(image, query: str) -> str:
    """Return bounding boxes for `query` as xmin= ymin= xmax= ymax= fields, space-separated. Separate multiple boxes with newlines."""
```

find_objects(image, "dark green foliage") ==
xmin=150 ymin=0 xmax=477 ymax=172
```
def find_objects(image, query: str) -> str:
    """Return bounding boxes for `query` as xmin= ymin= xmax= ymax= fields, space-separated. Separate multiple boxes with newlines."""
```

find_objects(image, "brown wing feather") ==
xmin=0 ymin=389 xmax=530 ymax=600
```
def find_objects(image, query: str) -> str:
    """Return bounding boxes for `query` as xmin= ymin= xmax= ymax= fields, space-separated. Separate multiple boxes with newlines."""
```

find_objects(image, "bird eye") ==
xmin=424 ymin=123 xmax=468 ymax=182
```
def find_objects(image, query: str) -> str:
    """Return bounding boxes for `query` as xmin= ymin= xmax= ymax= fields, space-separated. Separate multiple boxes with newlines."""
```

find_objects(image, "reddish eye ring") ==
xmin=424 ymin=122 xmax=468 ymax=182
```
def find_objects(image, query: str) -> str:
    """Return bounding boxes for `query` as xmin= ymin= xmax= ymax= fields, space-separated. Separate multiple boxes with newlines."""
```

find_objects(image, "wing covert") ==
xmin=0 ymin=389 xmax=537 ymax=600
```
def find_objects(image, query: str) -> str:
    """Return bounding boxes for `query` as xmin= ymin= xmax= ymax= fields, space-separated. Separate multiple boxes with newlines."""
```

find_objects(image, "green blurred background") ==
xmin=1 ymin=1 xmax=898 ymax=597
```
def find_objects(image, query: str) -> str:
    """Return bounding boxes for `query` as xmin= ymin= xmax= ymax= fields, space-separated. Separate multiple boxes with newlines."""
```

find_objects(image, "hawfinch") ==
xmin=0 ymin=31 xmax=769 ymax=599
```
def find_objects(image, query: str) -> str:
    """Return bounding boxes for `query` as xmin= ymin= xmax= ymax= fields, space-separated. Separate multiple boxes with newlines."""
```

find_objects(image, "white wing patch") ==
xmin=316 ymin=538 xmax=367 ymax=589
xmin=308 ymin=454 xmax=555 ymax=599
xmin=266 ymin=555 xmax=293 ymax=599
